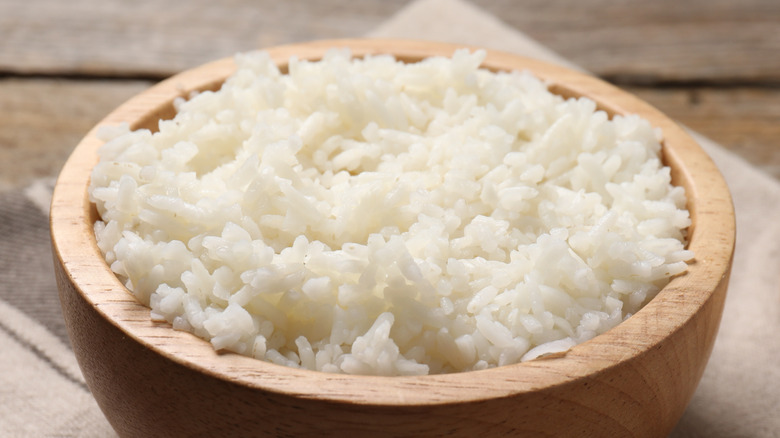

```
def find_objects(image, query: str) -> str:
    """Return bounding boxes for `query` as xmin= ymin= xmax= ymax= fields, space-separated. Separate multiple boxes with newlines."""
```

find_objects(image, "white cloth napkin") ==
xmin=3 ymin=0 xmax=777 ymax=436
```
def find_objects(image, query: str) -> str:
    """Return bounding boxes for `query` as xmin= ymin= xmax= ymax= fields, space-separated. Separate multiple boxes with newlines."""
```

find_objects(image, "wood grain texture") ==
xmin=0 ymin=79 xmax=150 ymax=190
xmin=628 ymin=86 xmax=780 ymax=180
xmin=472 ymin=0 xmax=780 ymax=83
xmin=2 ymin=0 xmax=778 ymax=83
xmin=0 ymin=0 xmax=409 ymax=78
xmin=51 ymin=39 xmax=735 ymax=437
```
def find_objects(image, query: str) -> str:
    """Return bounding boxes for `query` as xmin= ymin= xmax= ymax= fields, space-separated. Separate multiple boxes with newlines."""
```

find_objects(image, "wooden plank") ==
xmin=1 ymin=0 xmax=778 ymax=82
xmin=473 ymin=0 xmax=780 ymax=83
xmin=0 ymin=79 xmax=150 ymax=190
xmin=627 ymin=85 xmax=780 ymax=180
xmin=0 ymin=0 xmax=410 ymax=78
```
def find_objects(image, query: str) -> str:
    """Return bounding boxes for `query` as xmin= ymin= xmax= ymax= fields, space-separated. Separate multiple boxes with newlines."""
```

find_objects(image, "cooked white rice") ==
xmin=89 ymin=49 xmax=693 ymax=376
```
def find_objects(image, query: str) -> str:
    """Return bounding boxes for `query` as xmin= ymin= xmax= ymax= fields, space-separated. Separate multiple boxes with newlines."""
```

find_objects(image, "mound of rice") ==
xmin=89 ymin=49 xmax=693 ymax=376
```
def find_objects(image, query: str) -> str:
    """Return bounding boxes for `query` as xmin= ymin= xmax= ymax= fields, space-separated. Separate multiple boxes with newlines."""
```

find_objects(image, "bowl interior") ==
xmin=52 ymin=39 xmax=735 ymax=406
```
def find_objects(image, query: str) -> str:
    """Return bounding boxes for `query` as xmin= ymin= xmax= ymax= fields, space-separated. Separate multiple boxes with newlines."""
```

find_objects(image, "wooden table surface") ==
xmin=2 ymin=0 xmax=778 ymax=191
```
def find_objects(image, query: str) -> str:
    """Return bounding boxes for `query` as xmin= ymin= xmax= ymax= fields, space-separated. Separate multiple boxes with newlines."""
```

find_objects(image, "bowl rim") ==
xmin=50 ymin=38 xmax=735 ymax=407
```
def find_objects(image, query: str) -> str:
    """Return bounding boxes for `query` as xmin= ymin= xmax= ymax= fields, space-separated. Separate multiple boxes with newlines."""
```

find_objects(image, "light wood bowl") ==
xmin=51 ymin=39 xmax=735 ymax=437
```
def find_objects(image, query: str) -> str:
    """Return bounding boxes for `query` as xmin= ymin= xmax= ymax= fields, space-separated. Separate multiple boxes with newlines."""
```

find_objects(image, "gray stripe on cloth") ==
xmin=0 ymin=184 xmax=71 ymax=347
xmin=0 ymin=300 xmax=116 ymax=437
xmin=0 ymin=316 xmax=88 ymax=392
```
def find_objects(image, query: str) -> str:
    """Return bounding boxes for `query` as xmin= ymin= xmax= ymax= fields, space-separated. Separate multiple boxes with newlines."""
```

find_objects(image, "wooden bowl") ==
xmin=51 ymin=39 xmax=735 ymax=437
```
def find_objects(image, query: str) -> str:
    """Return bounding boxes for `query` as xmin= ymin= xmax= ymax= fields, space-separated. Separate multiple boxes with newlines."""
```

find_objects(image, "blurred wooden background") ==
xmin=1 ymin=0 xmax=778 ymax=190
